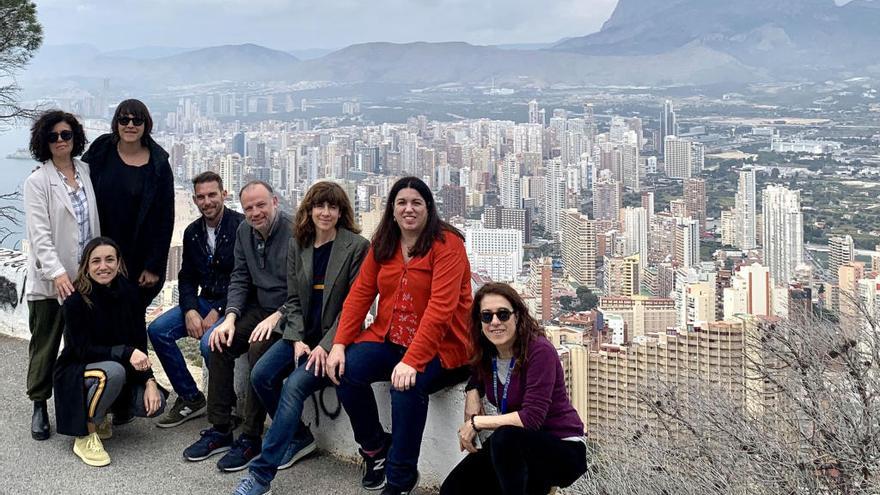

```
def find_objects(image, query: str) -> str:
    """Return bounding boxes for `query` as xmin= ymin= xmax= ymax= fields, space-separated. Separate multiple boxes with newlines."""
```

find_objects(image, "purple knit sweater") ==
xmin=475 ymin=335 xmax=584 ymax=439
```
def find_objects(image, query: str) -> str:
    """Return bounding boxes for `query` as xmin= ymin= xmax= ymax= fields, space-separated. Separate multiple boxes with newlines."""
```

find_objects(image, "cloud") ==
xmin=36 ymin=0 xmax=618 ymax=50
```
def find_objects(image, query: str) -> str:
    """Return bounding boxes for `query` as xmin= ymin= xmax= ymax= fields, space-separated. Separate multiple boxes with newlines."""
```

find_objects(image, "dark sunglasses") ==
xmin=118 ymin=116 xmax=145 ymax=126
xmin=48 ymin=130 xmax=74 ymax=142
xmin=480 ymin=309 xmax=514 ymax=324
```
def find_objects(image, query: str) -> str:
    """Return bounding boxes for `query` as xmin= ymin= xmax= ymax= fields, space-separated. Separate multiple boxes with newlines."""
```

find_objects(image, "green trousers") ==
xmin=26 ymin=299 xmax=64 ymax=402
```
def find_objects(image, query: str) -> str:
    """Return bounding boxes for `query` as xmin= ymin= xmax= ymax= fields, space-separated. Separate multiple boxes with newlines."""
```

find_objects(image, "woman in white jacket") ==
xmin=24 ymin=110 xmax=100 ymax=440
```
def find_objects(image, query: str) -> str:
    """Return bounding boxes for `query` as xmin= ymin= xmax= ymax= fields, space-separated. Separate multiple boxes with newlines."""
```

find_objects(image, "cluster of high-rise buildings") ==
xmin=140 ymin=96 xmax=878 ymax=440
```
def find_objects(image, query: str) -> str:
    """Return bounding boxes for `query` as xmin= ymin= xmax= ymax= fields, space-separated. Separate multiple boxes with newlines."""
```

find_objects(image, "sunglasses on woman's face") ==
xmin=480 ymin=309 xmax=513 ymax=324
xmin=48 ymin=130 xmax=73 ymax=142
xmin=118 ymin=117 xmax=145 ymax=126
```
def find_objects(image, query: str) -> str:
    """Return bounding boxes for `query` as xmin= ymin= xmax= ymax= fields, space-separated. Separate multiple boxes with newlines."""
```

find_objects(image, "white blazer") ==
xmin=23 ymin=159 xmax=101 ymax=301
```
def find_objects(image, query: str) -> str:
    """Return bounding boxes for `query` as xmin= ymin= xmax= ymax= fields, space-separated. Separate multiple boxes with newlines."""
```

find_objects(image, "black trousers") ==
xmin=206 ymin=307 xmax=279 ymax=437
xmin=27 ymin=299 xmax=64 ymax=401
xmin=440 ymin=426 xmax=587 ymax=495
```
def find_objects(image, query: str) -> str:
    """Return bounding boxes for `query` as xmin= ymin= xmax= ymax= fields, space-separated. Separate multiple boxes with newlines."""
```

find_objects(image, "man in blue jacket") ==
xmin=148 ymin=171 xmax=244 ymax=428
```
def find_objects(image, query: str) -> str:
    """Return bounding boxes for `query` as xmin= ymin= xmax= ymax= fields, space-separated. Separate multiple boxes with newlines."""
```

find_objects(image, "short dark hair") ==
xmin=371 ymin=176 xmax=463 ymax=263
xmin=111 ymin=99 xmax=153 ymax=147
xmin=29 ymin=110 xmax=88 ymax=162
xmin=239 ymin=180 xmax=274 ymax=198
xmin=192 ymin=171 xmax=223 ymax=191
xmin=294 ymin=181 xmax=361 ymax=247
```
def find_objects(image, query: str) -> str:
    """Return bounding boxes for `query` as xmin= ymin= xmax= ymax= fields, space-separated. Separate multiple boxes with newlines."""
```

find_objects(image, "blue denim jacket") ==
xmin=178 ymin=207 xmax=245 ymax=314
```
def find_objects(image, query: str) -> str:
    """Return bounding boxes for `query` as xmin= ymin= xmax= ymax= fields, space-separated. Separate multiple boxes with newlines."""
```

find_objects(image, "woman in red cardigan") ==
xmin=325 ymin=176 xmax=472 ymax=495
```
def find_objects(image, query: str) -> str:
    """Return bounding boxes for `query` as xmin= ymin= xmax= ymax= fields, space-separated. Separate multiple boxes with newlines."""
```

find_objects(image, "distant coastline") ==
xmin=5 ymin=149 xmax=30 ymax=160
xmin=0 ymin=127 xmax=36 ymax=249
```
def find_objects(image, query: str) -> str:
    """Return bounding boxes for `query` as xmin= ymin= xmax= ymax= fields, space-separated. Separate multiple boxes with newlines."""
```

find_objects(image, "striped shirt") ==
xmin=56 ymin=166 xmax=91 ymax=256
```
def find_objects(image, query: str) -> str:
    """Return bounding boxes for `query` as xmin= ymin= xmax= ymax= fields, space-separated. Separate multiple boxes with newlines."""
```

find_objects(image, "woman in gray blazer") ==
xmin=232 ymin=181 xmax=370 ymax=495
xmin=24 ymin=110 xmax=101 ymax=440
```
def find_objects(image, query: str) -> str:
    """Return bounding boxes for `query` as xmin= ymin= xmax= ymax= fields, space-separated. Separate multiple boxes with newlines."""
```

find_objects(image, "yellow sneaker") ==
xmin=96 ymin=418 xmax=112 ymax=440
xmin=73 ymin=432 xmax=111 ymax=467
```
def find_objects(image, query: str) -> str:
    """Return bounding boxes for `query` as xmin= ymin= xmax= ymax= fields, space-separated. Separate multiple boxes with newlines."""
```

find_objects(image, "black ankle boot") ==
xmin=31 ymin=400 xmax=50 ymax=440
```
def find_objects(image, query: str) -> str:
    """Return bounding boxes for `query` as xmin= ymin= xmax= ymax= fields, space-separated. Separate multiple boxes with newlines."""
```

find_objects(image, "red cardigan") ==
xmin=334 ymin=232 xmax=473 ymax=371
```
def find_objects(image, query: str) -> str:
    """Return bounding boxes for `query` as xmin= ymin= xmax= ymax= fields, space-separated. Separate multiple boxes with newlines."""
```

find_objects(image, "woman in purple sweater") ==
xmin=440 ymin=283 xmax=587 ymax=495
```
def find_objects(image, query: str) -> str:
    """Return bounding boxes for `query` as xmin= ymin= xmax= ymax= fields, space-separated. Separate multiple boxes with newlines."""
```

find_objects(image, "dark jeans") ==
xmin=440 ymin=426 xmax=588 ymax=495
xmin=27 ymin=299 xmax=64 ymax=401
xmin=249 ymin=339 xmax=329 ymax=484
xmin=206 ymin=306 xmax=278 ymax=437
xmin=147 ymin=297 xmax=224 ymax=401
xmin=336 ymin=341 xmax=449 ymax=491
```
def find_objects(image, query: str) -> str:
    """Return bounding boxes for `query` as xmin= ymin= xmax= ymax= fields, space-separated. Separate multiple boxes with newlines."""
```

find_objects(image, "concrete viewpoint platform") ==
xmin=1 ymin=333 xmax=443 ymax=495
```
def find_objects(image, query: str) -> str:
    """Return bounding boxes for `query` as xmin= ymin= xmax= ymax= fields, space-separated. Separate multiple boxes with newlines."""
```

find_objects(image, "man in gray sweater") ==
xmin=183 ymin=180 xmax=292 ymax=472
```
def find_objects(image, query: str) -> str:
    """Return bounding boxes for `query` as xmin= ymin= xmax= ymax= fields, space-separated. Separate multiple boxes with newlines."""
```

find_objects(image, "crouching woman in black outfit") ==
xmin=54 ymin=237 xmax=167 ymax=467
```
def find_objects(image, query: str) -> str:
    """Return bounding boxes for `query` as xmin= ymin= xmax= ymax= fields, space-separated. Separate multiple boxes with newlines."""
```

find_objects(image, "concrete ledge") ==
xmin=0 ymin=249 xmax=465 ymax=489
xmin=215 ymin=356 xmax=465 ymax=487
xmin=302 ymin=383 xmax=466 ymax=488
xmin=0 ymin=249 xmax=30 ymax=341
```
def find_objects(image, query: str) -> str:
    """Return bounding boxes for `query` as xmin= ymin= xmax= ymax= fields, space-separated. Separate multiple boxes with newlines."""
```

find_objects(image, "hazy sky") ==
xmin=38 ymin=0 xmax=621 ymax=50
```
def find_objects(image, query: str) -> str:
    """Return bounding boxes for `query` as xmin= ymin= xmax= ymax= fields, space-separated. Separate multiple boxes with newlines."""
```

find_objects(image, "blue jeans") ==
xmin=147 ymin=298 xmax=224 ymax=401
xmin=336 ymin=341 xmax=445 ymax=491
xmin=249 ymin=339 xmax=328 ymax=484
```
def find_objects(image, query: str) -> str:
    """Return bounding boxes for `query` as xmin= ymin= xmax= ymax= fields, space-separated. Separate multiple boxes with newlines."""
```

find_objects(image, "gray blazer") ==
xmin=24 ymin=159 xmax=101 ymax=301
xmin=281 ymin=227 xmax=370 ymax=351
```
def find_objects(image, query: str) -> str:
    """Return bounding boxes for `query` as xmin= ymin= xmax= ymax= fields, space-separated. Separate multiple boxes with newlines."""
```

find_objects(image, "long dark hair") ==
xmin=469 ymin=283 xmax=546 ymax=383
xmin=371 ymin=176 xmax=462 ymax=262
xmin=74 ymin=237 xmax=128 ymax=307
xmin=29 ymin=110 xmax=88 ymax=162
xmin=111 ymin=99 xmax=154 ymax=148
xmin=294 ymin=181 xmax=360 ymax=248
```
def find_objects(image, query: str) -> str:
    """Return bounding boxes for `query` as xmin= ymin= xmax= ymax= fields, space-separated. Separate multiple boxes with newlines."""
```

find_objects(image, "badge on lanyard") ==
xmin=492 ymin=357 xmax=516 ymax=414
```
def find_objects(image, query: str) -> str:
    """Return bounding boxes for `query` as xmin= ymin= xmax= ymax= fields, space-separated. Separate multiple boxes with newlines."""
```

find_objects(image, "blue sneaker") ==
xmin=278 ymin=428 xmax=317 ymax=470
xmin=217 ymin=435 xmax=262 ymax=472
xmin=184 ymin=428 xmax=233 ymax=461
xmin=232 ymin=474 xmax=271 ymax=495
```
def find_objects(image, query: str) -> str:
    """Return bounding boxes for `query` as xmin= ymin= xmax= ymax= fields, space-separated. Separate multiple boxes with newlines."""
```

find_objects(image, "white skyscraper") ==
xmin=829 ymin=235 xmax=855 ymax=281
xmin=762 ymin=185 xmax=804 ymax=287
xmin=528 ymin=100 xmax=541 ymax=125
xmin=660 ymin=100 xmax=677 ymax=155
xmin=561 ymin=209 xmax=598 ymax=288
xmin=664 ymin=136 xmax=693 ymax=179
xmin=674 ymin=218 xmax=701 ymax=270
xmin=735 ymin=166 xmax=757 ymax=250
xmin=620 ymin=143 xmax=640 ymax=192
xmin=623 ymin=207 xmax=649 ymax=273
xmin=543 ymin=159 xmax=566 ymax=236
xmin=499 ymin=156 xmax=522 ymax=209
xmin=465 ymin=228 xmax=523 ymax=282
xmin=285 ymin=149 xmax=299 ymax=192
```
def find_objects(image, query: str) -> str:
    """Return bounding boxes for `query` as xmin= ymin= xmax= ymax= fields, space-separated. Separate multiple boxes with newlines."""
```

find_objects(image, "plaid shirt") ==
xmin=57 ymin=166 xmax=92 ymax=256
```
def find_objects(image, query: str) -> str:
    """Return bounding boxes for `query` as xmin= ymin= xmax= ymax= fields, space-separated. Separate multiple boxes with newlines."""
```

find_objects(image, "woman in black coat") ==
xmin=54 ymin=237 xmax=167 ymax=467
xmin=81 ymin=99 xmax=174 ymax=310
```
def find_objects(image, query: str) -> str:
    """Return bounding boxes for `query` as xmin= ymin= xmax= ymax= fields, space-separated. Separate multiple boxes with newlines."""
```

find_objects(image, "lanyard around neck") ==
xmin=492 ymin=356 xmax=516 ymax=414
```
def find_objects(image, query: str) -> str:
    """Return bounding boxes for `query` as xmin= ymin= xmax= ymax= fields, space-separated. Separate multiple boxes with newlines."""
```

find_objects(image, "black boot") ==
xmin=31 ymin=400 xmax=50 ymax=440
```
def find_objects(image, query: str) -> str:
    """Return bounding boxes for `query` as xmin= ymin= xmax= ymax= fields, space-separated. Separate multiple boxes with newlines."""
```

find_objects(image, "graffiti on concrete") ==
xmin=0 ymin=275 xmax=19 ymax=310
xmin=309 ymin=387 xmax=342 ymax=428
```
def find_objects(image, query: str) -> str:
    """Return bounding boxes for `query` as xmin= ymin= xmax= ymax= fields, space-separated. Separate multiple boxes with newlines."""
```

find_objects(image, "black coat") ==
xmin=53 ymin=276 xmax=153 ymax=437
xmin=82 ymin=134 xmax=175 ymax=307
xmin=178 ymin=208 xmax=245 ymax=315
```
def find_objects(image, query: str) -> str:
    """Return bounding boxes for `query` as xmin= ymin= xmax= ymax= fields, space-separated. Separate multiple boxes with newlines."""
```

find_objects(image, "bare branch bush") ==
xmin=0 ymin=191 xmax=22 ymax=245
xmin=0 ymin=0 xmax=43 ymax=125
xmin=565 ymin=299 xmax=880 ymax=495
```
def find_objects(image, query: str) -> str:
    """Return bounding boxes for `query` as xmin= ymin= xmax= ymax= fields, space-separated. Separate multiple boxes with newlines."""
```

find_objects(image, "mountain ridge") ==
xmin=553 ymin=0 xmax=880 ymax=76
